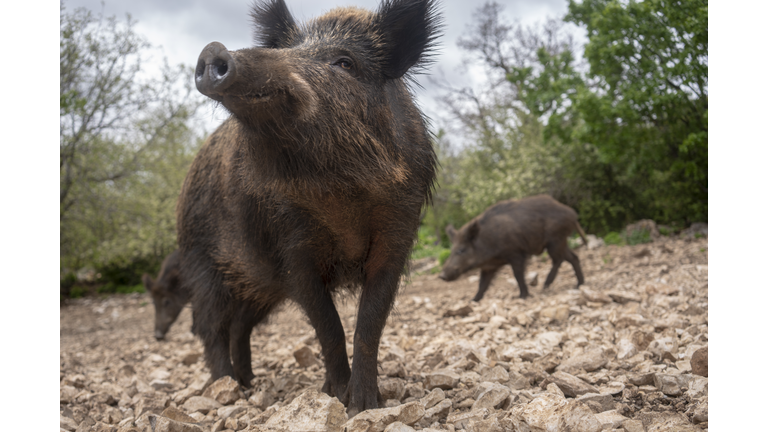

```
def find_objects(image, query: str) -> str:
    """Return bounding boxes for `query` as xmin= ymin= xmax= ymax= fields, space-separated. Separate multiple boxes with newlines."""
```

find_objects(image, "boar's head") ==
xmin=439 ymin=221 xmax=483 ymax=281
xmin=142 ymin=273 xmax=188 ymax=341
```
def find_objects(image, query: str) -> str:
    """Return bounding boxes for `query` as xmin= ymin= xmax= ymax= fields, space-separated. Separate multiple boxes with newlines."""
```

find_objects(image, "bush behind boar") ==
xmin=178 ymin=0 xmax=440 ymax=415
xmin=439 ymin=194 xmax=586 ymax=300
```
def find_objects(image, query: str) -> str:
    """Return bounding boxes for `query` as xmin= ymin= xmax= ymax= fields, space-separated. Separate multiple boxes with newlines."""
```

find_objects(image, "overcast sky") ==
xmin=62 ymin=0 xmax=585 ymax=134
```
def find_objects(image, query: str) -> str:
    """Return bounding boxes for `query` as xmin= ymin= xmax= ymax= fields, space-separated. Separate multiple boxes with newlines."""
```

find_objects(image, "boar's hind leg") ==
xmin=229 ymin=302 xmax=272 ymax=387
xmin=543 ymin=241 xmax=567 ymax=289
xmin=198 ymin=315 xmax=236 ymax=383
xmin=509 ymin=256 xmax=530 ymax=299
xmin=292 ymin=281 xmax=351 ymax=401
xmin=473 ymin=267 xmax=500 ymax=302
xmin=564 ymin=249 xmax=585 ymax=286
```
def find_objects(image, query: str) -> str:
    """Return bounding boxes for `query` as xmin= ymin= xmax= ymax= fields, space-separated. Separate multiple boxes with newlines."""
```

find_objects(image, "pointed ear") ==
xmin=466 ymin=221 xmax=480 ymax=243
xmin=375 ymin=0 xmax=442 ymax=79
xmin=251 ymin=0 xmax=297 ymax=48
xmin=445 ymin=224 xmax=456 ymax=242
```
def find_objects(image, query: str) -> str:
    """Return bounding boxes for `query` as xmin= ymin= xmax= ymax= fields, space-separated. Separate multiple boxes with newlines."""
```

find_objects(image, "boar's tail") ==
xmin=575 ymin=222 xmax=588 ymax=248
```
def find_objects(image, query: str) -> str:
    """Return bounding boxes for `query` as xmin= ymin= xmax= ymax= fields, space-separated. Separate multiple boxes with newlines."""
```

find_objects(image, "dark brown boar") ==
xmin=177 ymin=0 xmax=440 ymax=415
xmin=439 ymin=195 xmax=587 ymax=301
xmin=141 ymin=250 xmax=190 ymax=340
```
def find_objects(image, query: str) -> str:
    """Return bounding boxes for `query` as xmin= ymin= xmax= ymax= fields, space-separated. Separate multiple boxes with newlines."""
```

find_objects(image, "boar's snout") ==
xmin=154 ymin=329 xmax=166 ymax=341
xmin=438 ymin=268 xmax=457 ymax=282
xmin=195 ymin=42 xmax=237 ymax=99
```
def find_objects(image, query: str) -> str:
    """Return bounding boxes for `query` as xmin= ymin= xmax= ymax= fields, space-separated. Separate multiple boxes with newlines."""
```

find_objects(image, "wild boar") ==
xmin=141 ymin=250 xmax=190 ymax=340
xmin=177 ymin=0 xmax=440 ymax=415
xmin=439 ymin=195 xmax=586 ymax=300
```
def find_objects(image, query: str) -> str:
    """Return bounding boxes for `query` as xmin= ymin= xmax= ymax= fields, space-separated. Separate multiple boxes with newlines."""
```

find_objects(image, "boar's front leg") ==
xmin=346 ymin=245 xmax=405 ymax=416
xmin=472 ymin=267 xmax=500 ymax=302
xmin=292 ymin=277 xmax=351 ymax=400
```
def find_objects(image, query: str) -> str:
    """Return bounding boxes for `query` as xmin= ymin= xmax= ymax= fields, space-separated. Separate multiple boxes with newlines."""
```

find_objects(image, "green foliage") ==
xmin=603 ymin=232 xmax=624 ymax=246
xmin=428 ymin=0 xmax=707 ymax=238
xmin=60 ymin=3 xmax=205 ymax=278
xmin=69 ymin=286 xmax=86 ymax=299
xmin=566 ymin=0 xmax=708 ymax=226
xmin=97 ymin=283 xmax=146 ymax=295
xmin=411 ymin=226 xmax=450 ymax=261
xmin=658 ymin=226 xmax=672 ymax=236
xmin=625 ymin=228 xmax=652 ymax=246
xmin=439 ymin=249 xmax=452 ymax=266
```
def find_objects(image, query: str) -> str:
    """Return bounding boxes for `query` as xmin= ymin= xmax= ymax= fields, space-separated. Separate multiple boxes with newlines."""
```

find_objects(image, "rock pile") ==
xmin=61 ymin=236 xmax=708 ymax=431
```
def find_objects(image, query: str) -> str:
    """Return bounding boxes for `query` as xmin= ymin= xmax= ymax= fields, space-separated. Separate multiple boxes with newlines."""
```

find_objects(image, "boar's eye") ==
xmin=332 ymin=58 xmax=353 ymax=70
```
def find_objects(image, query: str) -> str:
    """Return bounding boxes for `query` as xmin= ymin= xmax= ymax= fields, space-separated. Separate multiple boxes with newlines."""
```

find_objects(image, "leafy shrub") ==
xmin=603 ymin=232 xmax=624 ymax=246
xmin=625 ymin=228 xmax=652 ymax=246
xmin=438 ymin=249 xmax=452 ymax=266
xmin=69 ymin=286 xmax=86 ymax=298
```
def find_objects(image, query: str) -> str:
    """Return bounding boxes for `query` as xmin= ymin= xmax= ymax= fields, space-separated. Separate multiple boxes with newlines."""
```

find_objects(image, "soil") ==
xmin=60 ymin=236 xmax=708 ymax=431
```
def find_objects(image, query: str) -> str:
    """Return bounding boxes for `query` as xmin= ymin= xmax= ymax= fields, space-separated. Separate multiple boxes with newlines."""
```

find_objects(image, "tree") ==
xmin=60 ymin=4 xmax=205 ymax=273
xmin=566 ymin=0 xmax=708 ymax=224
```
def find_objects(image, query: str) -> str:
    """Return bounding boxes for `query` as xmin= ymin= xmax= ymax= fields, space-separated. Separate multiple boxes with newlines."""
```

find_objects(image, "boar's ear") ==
xmin=466 ymin=221 xmax=480 ymax=243
xmin=375 ymin=0 xmax=442 ymax=79
xmin=250 ymin=0 xmax=297 ymax=48
xmin=445 ymin=224 xmax=456 ymax=242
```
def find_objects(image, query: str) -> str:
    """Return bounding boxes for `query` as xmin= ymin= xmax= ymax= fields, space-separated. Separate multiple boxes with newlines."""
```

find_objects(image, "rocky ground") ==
xmin=60 ymin=235 xmax=708 ymax=432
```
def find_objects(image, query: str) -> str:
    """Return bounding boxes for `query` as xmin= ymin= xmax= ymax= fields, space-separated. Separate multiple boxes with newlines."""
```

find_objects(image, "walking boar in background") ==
xmin=141 ymin=250 xmax=190 ymax=340
xmin=177 ymin=0 xmax=440 ymax=415
xmin=439 ymin=195 xmax=587 ymax=301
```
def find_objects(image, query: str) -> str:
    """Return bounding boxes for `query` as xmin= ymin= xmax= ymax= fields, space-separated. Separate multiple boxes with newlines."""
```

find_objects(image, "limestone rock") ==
xmin=181 ymin=396 xmax=222 ymax=414
xmin=637 ymin=411 xmax=697 ymax=432
xmin=580 ymin=286 xmax=613 ymax=303
xmin=594 ymin=410 xmax=628 ymax=430
xmin=380 ymin=361 xmax=407 ymax=378
xmin=424 ymin=370 xmax=459 ymax=390
xmin=446 ymin=409 xmax=489 ymax=430
xmin=264 ymin=389 xmax=347 ymax=432
xmin=419 ymin=388 xmax=445 ymax=409
xmin=293 ymin=346 xmax=320 ymax=368
xmin=556 ymin=346 xmax=608 ymax=373
xmin=511 ymin=392 xmax=601 ymax=432
xmin=648 ymin=337 xmax=679 ymax=362
xmin=540 ymin=371 xmax=598 ymax=397
xmin=379 ymin=378 xmax=407 ymax=401
xmin=61 ymin=414 xmax=79 ymax=432
xmin=148 ymin=414 xmax=205 ymax=432
xmin=471 ymin=382 xmax=511 ymax=411
xmin=202 ymin=376 xmax=241 ymax=405
xmin=160 ymin=407 xmax=198 ymax=424
xmin=538 ymin=305 xmax=570 ymax=322
xmin=575 ymin=393 xmax=615 ymax=413
xmin=690 ymin=346 xmax=708 ymax=377
xmin=382 ymin=422 xmax=416 ymax=432
xmin=135 ymin=393 xmax=169 ymax=417
xmin=479 ymin=366 xmax=508 ymax=383
xmin=343 ymin=401 xmax=425 ymax=432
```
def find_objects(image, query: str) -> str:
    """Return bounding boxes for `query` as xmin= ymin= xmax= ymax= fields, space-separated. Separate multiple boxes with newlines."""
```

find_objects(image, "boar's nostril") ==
xmin=215 ymin=62 xmax=228 ymax=79
xmin=195 ymin=42 xmax=237 ymax=98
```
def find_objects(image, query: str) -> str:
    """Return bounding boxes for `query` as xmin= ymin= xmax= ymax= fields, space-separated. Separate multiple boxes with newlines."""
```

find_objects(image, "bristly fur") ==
xmin=183 ymin=0 xmax=442 ymax=415
xmin=250 ymin=0 xmax=298 ymax=48
xmin=374 ymin=0 xmax=443 ymax=80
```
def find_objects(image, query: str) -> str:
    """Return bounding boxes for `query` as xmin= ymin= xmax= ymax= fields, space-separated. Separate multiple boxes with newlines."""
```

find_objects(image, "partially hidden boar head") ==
xmin=142 ymin=273 xmax=188 ymax=341
xmin=194 ymin=0 xmax=441 ymax=187
xmin=439 ymin=221 xmax=482 ymax=281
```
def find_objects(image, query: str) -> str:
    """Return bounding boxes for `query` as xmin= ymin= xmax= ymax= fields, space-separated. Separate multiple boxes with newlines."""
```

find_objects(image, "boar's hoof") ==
xmin=154 ymin=330 xmax=165 ymax=341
